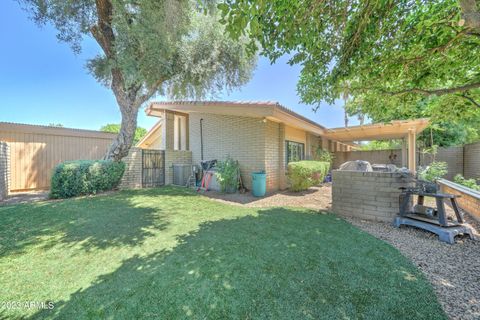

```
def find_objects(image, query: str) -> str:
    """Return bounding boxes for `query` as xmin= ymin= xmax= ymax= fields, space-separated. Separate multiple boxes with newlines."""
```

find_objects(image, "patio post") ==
xmin=401 ymin=138 xmax=407 ymax=168
xmin=408 ymin=129 xmax=416 ymax=173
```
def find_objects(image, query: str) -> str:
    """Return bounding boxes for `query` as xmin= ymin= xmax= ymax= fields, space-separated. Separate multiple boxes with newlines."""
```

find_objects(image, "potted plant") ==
xmin=215 ymin=156 xmax=240 ymax=193
xmin=416 ymin=161 xmax=448 ymax=193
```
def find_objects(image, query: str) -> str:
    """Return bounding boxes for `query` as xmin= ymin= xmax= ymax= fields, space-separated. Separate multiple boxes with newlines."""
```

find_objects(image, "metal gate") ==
xmin=142 ymin=150 xmax=165 ymax=187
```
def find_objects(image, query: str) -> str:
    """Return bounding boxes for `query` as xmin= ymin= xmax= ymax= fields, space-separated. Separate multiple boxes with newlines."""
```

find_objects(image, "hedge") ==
xmin=50 ymin=160 xmax=126 ymax=199
xmin=287 ymin=161 xmax=330 ymax=192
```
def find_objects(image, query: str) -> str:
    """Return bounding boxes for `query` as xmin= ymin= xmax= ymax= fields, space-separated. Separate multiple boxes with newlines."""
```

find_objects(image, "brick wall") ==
xmin=164 ymin=150 xmax=192 ymax=185
xmin=278 ymin=123 xmax=287 ymax=190
xmin=119 ymin=147 xmax=143 ymax=189
xmin=439 ymin=179 xmax=480 ymax=222
xmin=265 ymin=120 xmax=281 ymax=191
xmin=0 ymin=142 xmax=9 ymax=200
xmin=189 ymin=113 xmax=272 ymax=191
xmin=332 ymin=170 xmax=413 ymax=222
xmin=464 ymin=142 xmax=480 ymax=180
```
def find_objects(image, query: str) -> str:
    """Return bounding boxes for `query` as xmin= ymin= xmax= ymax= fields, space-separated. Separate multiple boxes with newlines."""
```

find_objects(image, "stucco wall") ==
xmin=285 ymin=125 xmax=306 ymax=144
xmin=0 ymin=142 xmax=9 ymax=200
xmin=332 ymin=170 xmax=413 ymax=222
xmin=147 ymin=134 xmax=163 ymax=150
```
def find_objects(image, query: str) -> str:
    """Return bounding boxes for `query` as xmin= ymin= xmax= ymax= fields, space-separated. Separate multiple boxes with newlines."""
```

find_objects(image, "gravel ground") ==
xmin=347 ymin=217 xmax=480 ymax=320
xmin=204 ymin=183 xmax=333 ymax=210
xmin=206 ymin=185 xmax=480 ymax=320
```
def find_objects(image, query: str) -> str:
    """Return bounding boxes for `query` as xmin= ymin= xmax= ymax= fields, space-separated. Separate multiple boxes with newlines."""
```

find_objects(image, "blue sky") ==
xmin=0 ymin=1 xmax=358 ymax=132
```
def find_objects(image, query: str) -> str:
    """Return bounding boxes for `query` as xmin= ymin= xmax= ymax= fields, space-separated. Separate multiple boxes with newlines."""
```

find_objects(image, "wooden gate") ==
xmin=142 ymin=150 xmax=165 ymax=187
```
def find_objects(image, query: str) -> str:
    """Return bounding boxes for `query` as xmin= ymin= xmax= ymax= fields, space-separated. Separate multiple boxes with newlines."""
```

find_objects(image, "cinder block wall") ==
xmin=420 ymin=146 xmax=464 ymax=180
xmin=119 ymin=147 xmax=143 ymax=189
xmin=164 ymin=150 xmax=193 ymax=185
xmin=333 ymin=146 xmax=466 ymax=180
xmin=333 ymin=149 xmax=403 ymax=169
xmin=0 ymin=142 xmax=9 ymax=200
xmin=332 ymin=170 xmax=413 ymax=222
xmin=464 ymin=142 xmax=480 ymax=180
xmin=189 ymin=113 xmax=283 ymax=192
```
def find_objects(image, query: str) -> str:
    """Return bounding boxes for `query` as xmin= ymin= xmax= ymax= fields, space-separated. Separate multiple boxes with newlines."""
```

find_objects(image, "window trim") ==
xmin=285 ymin=140 xmax=305 ymax=165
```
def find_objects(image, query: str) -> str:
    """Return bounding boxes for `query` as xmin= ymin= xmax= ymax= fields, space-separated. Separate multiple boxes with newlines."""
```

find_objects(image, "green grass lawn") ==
xmin=0 ymin=187 xmax=446 ymax=319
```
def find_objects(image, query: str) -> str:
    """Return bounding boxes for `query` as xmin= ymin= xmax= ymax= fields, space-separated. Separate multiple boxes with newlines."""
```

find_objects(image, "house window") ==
xmin=286 ymin=140 xmax=305 ymax=164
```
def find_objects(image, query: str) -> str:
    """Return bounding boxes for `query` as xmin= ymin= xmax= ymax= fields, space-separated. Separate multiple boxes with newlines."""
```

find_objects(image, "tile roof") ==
xmin=149 ymin=101 xmax=327 ymax=130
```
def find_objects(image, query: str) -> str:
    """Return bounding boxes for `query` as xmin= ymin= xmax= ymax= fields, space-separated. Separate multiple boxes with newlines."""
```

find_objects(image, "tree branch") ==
xmin=379 ymin=82 xmax=480 ymax=96
xmin=90 ymin=0 xmax=115 ymax=58
xmin=459 ymin=93 xmax=480 ymax=108
xmin=134 ymin=79 xmax=164 ymax=107
xmin=401 ymin=29 xmax=468 ymax=67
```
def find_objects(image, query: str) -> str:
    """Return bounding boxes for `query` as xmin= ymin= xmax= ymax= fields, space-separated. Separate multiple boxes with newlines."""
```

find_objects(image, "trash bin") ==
xmin=251 ymin=171 xmax=266 ymax=197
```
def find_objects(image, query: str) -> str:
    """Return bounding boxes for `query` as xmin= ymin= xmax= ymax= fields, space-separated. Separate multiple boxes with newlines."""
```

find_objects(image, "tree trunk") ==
xmin=104 ymin=100 xmax=139 ymax=161
xmin=459 ymin=0 xmax=480 ymax=31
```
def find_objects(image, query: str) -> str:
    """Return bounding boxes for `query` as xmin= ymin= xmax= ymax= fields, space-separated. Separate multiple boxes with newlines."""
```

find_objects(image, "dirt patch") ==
xmin=0 ymin=191 xmax=49 ymax=206
xmin=203 ymin=183 xmax=332 ymax=210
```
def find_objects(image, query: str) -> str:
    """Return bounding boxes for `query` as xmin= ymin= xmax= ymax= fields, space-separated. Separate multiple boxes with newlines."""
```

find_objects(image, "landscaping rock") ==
xmin=346 ymin=216 xmax=480 ymax=320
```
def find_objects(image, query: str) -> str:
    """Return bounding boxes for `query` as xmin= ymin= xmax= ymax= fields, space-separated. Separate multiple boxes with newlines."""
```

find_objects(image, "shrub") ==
xmin=417 ymin=161 xmax=448 ymax=182
xmin=287 ymin=161 xmax=330 ymax=192
xmin=313 ymin=147 xmax=334 ymax=164
xmin=50 ymin=160 xmax=126 ymax=199
xmin=454 ymin=174 xmax=480 ymax=191
xmin=215 ymin=156 xmax=240 ymax=193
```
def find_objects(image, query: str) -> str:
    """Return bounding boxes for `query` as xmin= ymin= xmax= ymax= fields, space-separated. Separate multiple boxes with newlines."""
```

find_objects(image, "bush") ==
xmin=50 ymin=160 xmax=126 ymax=199
xmin=417 ymin=161 xmax=448 ymax=182
xmin=215 ymin=156 xmax=240 ymax=193
xmin=454 ymin=174 xmax=480 ymax=191
xmin=287 ymin=161 xmax=330 ymax=192
xmin=313 ymin=147 xmax=334 ymax=164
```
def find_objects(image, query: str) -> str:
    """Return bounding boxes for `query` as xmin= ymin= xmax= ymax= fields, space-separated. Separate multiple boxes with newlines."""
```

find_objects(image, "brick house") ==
xmin=138 ymin=101 xmax=354 ymax=192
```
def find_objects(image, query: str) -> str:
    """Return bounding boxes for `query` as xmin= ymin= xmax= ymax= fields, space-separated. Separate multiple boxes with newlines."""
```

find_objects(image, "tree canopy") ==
xmin=100 ymin=123 xmax=147 ymax=145
xmin=220 ymin=0 xmax=480 ymax=145
xmin=20 ymin=0 xmax=256 ymax=160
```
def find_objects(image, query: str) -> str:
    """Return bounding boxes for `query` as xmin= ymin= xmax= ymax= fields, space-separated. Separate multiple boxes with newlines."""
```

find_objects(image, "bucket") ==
xmin=251 ymin=171 xmax=267 ymax=197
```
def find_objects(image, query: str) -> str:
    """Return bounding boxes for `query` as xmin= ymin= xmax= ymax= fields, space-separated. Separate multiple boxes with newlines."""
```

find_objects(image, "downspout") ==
xmin=200 ymin=118 xmax=204 ymax=161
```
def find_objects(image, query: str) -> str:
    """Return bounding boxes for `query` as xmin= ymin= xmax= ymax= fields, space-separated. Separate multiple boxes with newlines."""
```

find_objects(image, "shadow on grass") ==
xmin=27 ymin=208 xmax=446 ymax=320
xmin=0 ymin=187 xmax=197 ymax=256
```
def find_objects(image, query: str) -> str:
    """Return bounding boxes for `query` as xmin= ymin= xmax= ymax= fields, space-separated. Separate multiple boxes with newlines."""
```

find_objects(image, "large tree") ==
xmin=100 ymin=123 xmax=147 ymax=144
xmin=20 ymin=0 xmax=256 ymax=160
xmin=219 ymin=0 xmax=480 ymax=125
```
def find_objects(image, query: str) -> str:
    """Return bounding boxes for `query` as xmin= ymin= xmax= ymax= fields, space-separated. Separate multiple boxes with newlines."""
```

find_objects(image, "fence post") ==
xmin=0 ymin=142 xmax=10 ymax=200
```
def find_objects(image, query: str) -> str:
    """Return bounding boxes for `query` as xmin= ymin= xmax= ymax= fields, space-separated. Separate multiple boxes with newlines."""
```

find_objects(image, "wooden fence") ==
xmin=0 ymin=122 xmax=115 ymax=192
